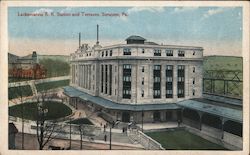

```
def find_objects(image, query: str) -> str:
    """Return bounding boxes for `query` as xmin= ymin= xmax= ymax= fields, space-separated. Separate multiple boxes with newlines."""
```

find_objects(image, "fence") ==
xmin=128 ymin=129 xmax=164 ymax=150
xmin=9 ymin=116 xmax=102 ymax=138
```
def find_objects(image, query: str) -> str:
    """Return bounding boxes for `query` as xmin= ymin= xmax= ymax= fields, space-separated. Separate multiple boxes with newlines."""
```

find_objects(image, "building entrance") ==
xmin=153 ymin=111 xmax=161 ymax=122
xmin=166 ymin=111 xmax=173 ymax=121
xmin=122 ymin=112 xmax=130 ymax=122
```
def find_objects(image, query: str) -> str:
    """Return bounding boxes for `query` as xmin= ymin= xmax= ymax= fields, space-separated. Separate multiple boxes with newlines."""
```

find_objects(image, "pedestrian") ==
xmin=104 ymin=134 xmax=107 ymax=142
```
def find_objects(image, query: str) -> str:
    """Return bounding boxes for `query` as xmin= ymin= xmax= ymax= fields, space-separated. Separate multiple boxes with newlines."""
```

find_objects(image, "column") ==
xmin=173 ymin=65 xmax=177 ymax=100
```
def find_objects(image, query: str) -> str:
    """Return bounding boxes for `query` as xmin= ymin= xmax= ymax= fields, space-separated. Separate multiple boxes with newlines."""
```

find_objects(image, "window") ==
xmin=166 ymin=50 xmax=173 ymax=56
xmin=142 ymin=49 xmax=145 ymax=53
xmin=153 ymin=90 xmax=161 ymax=98
xmin=154 ymin=77 xmax=161 ymax=82
xmin=123 ymin=48 xmax=131 ymax=55
xmin=166 ymin=65 xmax=173 ymax=98
xmin=177 ymin=65 xmax=185 ymax=98
xmin=105 ymin=51 xmax=108 ymax=56
xmin=178 ymin=50 xmax=185 ymax=57
xmin=101 ymin=65 xmax=104 ymax=93
xmin=142 ymin=66 xmax=144 ymax=72
xmin=123 ymin=64 xmax=132 ymax=69
xmin=166 ymin=90 xmax=173 ymax=98
xmin=141 ymin=90 xmax=144 ymax=97
xmin=105 ymin=65 xmax=108 ymax=94
xmin=166 ymin=77 xmax=173 ymax=82
xmin=154 ymin=65 xmax=161 ymax=70
xmin=192 ymin=89 xmax=195 ymax=96
xmin=123 ymin=76 xmax=131 ymax=82
xmin=87 ymin=53 xmax=88 ymax=56
xmin=89 ymin=53 xmax=91 ymax=56
xmin=102 ymin=51 xmax=104 ymax=57
xmin=193 ymin=78 xmax=195 ymax=85
xmin=193 ymin=67 xmax=195 ymax=73
xmin=110 ymin=50 xmax=112 ymax=56
xmin=193 ymin=51 xmax=196 ymax=55
xmin=109 ymin=65 xmax=112 ymax=95
xmin=123 ymin=64 xmax=132 ymax=99
xmin=153 ymin=65 xmax=161 ymax=98
xmin=154 ymin=49 xmax=161 ymax=56
xmin=142 ymin=77 xmax=144 ymax=85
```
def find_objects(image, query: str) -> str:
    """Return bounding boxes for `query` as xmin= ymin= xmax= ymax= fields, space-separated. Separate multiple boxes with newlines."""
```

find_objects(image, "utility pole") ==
xmin=109 ymin=126 xmax=112 ymax=150
xmin=141 ymin=109 xmax=144 ymax=132
xmin=69 ymin=118 xmax=72 ymax=149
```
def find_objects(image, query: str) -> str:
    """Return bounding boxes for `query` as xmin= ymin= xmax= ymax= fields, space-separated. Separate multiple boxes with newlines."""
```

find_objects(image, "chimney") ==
xmin=79 ymin=32 xmax=81 ymax=48
xmin=96 ymin=24 xmax=99 ymax=45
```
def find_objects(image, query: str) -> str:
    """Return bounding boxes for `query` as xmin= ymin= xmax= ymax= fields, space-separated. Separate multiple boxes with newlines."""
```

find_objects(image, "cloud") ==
xmin=127 ymin=7 xmax=165 ymax=14
xmin=172 ymin=7 xmax=199 ymax=13
xmin=32 ymin=8 xmax=54 ymax=14
xmin=202 ymin=8 xmax=231 ymax=19
xmin=59 ymin=7 xmax=72 ymax=14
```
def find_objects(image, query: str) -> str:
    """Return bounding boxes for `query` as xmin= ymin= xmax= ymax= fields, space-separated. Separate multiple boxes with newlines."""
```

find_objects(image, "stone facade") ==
xmin=70 ymin=36 xmax=203 ymax=105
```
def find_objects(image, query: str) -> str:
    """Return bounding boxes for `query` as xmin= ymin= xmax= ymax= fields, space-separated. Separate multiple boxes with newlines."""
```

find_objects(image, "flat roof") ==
xmin=177 ymin=99 xmax=242 ymax=123
xmin=64 ymin=86 xmax=180 ymax=111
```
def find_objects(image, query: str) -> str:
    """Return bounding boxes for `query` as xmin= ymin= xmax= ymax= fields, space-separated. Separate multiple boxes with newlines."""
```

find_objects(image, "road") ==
xmin=14 ymin=133 xmax=143 ymax=150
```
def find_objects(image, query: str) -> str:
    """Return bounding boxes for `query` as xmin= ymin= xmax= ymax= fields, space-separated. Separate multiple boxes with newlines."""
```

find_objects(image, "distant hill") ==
xmin=203 ymin=55 xmax=242 ymax=72
xmin=38 ymin=55 xmax=70 ymax=62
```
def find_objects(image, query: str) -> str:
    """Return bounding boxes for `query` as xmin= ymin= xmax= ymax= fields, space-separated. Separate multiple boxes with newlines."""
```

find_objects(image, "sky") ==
xmin=8 ymin=7 xmax=242 ymax=56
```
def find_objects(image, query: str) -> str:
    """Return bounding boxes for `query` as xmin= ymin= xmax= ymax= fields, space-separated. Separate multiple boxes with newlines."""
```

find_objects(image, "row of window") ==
xmin=99 ymin=48 xmax=197 ymax=57
xmin=101 ymin=50 xmax=113 ymax=57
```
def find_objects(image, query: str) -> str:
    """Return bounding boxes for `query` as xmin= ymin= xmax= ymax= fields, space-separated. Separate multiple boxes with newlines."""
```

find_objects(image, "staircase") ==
xmin=128 ymin=130 xmax=139 ymax=144
xmin=29 ymin=81 xmax=37 ymax=96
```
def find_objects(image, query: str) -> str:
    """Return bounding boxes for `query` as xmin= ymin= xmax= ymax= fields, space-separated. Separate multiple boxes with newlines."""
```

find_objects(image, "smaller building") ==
xmin=8 ymin=51 xmax=46 ymax=79
xmin=9 ymin=123 xmax=18 ymax=149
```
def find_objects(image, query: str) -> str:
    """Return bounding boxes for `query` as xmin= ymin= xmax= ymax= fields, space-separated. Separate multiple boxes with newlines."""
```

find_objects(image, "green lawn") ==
xmin=36 ymin=80 xmax=69 ymax=92
xmin=8 ymin=85 xmax=33 ymax=100
xmin=9 ymin=101 xmax=72 ymax=121
xmin=146 ymin=129 xmax=226 ymax=150
xmin=68 ymin=118 xmax=93 ymax=125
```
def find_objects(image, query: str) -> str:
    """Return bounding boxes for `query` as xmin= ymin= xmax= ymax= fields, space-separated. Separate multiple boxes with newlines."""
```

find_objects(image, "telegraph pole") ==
xmin=109 ymin=126 xmax=112 ymax=150
xmin=141 ymin=109 xmax=144 ymax=132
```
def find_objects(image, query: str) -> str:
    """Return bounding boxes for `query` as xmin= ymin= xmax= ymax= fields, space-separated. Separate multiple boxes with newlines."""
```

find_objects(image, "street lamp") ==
xmin=141 ymin=109 xmax=144 ymax=132
xmin=109 ymin=121 xmax=120 ymax=150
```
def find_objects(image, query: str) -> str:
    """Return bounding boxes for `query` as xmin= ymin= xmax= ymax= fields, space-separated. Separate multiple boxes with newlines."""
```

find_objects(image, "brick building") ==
xmin=8 ymin=51 xmax=46 ymax=79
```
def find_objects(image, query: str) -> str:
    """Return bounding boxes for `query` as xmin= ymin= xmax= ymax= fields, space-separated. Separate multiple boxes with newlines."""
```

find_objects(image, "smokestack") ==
xmin=79 ymin=32 xmax=81 ymax=48
xmin=96 ymin=24 xmax=99 ymax=45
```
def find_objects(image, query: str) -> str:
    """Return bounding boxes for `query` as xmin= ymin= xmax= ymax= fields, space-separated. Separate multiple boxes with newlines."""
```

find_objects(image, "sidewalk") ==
xmin=136 ymin=122 xmax=178 ymax=130
xmin=12 ymin=121 xmax=143 ymax=149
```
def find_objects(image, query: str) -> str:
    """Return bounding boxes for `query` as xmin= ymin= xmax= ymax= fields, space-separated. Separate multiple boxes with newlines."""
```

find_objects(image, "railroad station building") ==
xmin=64 ymin=29 xmax=243 ymax=149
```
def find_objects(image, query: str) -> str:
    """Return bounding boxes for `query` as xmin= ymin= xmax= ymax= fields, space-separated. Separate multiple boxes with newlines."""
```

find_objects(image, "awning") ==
xmin=64 ymin=86 xmax=180 ymax=111
xmin=177 ymin=99 xmax=242 ymax=123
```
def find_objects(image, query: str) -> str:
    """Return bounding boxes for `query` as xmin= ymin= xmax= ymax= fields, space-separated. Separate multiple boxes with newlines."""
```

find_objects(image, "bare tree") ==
xmin=35 ymin=90 xmax=58 ymax=150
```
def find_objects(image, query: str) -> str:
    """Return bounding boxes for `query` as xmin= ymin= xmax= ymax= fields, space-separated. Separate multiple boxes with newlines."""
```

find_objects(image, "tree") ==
xmin=35 ymin=90 xmax=58 ymax=150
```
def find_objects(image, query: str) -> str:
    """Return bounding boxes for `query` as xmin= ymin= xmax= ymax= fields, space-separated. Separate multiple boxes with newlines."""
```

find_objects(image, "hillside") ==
xmin=203 ymin=55 xmax=243 ymax=71
xmin=38 ymin=55 xmax=70 ymax=62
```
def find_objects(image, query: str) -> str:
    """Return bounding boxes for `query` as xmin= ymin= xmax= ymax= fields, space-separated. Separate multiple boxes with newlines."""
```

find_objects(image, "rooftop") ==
xmin=64 ymin=86 xmax=180 ymax=111
xmin=177 ymin=99 xmax=242 ymax=123
xmin=125 ymin=35 xmax=146 ymax=41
